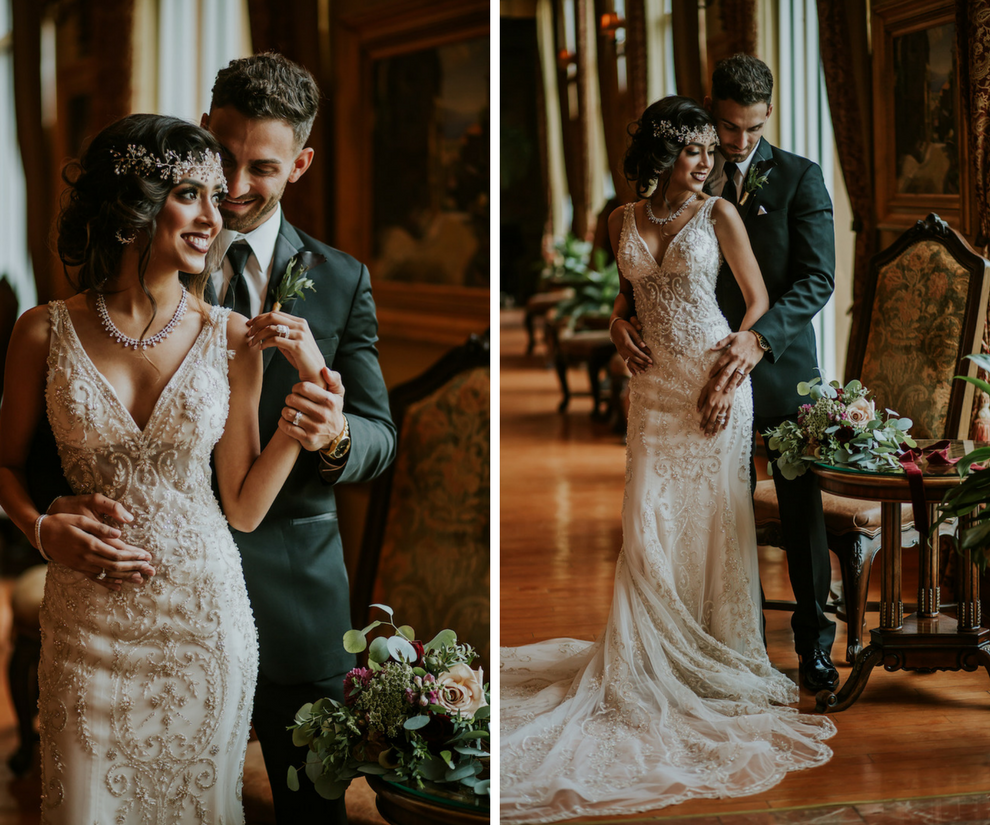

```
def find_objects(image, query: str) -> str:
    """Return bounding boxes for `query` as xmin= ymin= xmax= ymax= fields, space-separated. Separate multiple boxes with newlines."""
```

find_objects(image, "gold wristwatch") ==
xmin=321 ymin=417 xmax=351 ymax=462
xmin=751 ymin=330 xmax=772 ymax=355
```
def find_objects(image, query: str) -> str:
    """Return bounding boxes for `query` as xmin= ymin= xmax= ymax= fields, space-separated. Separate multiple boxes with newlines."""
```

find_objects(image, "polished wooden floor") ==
xmin=500 ymin=310 xmax=990 ymax=822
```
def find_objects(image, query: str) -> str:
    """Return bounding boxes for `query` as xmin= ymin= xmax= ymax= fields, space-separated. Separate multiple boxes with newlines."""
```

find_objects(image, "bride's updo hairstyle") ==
xmin=623 ymin=96 xmax=717 ymax=199
xmin=57 ymin=114 xmax=225 ymax=304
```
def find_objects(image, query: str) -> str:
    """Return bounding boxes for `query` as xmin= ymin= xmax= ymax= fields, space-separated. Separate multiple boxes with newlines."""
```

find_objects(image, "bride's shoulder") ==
xmin=8 ymin=304 xmax=53 ymax=359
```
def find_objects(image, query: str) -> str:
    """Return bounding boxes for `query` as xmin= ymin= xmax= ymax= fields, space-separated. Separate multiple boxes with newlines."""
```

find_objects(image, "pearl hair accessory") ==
xmin=652 ymin=120 xmax=719 ymax=146
xmin=111 ymin=145 xmax=228 ymax=192
xmin=97 ymin=286 xmax=188 ymax=350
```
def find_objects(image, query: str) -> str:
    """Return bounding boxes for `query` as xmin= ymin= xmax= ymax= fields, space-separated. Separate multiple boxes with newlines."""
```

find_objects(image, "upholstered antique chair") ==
xmin=353 ymin=330 xmax=490 ymax=670
xmin=755 ymin=213 xmax=990 ymax=663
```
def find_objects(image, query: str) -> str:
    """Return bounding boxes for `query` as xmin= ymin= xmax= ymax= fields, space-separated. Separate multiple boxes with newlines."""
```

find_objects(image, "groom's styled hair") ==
xmin=210 ymin=53 xmax=321 ymax=149
xmin=711 ymin=54 xmax=773 ymax=107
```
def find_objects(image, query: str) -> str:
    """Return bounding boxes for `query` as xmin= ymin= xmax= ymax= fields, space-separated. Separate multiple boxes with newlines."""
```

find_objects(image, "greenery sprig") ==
xmin=272 ymin=250 xmax=325 ymax=312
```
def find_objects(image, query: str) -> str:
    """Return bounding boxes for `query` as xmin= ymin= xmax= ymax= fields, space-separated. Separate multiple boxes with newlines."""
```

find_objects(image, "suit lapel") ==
xmin=739 ymin=139 xmax=775 ymax=226
xmin=263 ymin=217 xmax=304 ymax=373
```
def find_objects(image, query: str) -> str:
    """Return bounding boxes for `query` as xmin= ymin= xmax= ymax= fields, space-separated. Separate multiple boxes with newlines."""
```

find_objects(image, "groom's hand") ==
xmin=279 ymin=366 xmax=346 ymax=452
xmin=709 ymin=331 xmax=765 ymax=392
xmin=43 ymin=494 xmax=155 ymax=590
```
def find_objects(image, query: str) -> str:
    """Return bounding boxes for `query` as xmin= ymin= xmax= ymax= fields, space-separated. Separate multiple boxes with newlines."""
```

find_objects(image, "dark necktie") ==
xmin=722 ymin=162 xmax=739 ymax=205
xmin=223 ymin=241 xmax=252 ymax=316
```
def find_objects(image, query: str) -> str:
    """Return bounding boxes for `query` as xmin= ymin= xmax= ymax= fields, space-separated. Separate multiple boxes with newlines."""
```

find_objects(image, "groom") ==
xmin=703 ymin=54 xmax=839 ymax=692
xmin=36 ymin=54 xmax=396 ymax=823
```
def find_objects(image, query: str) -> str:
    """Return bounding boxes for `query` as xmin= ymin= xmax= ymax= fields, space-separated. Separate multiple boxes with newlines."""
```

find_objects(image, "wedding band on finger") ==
xmin=275 ymin=324 xmax=290 ymax=338
xmin=736 ymin=368 xmax=746 ymax=375
xmin=96 ymin=569 xmax=107 ymax=581
xmin=292 ymin=410 xmax=303 ymax=427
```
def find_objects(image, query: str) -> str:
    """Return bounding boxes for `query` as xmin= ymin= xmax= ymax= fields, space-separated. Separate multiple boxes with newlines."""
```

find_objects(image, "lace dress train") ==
xmin=500 ymin=199 xmax=835 ymax=823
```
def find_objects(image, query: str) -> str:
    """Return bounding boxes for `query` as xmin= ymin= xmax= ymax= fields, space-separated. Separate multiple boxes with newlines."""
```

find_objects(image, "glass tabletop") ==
xmin=815 ymin=439 xmax=985 ymax=479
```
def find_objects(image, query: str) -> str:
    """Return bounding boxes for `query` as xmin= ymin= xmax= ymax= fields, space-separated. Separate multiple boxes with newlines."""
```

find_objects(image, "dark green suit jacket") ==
xmin=210 ymin=216 xmax=396 ymax=685
xmin=715 ymin=138 xmax=835 ymax=418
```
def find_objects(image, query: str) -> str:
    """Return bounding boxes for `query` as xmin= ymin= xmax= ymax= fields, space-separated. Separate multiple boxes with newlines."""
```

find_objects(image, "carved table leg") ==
xmin=918 ymin=503 xmax=941 ymax=618
xmin=816 ymin=644 xmax=884 ymax=713
xmin=879 ymin=502 xmax=903 ymax=630
xmin=958 ymin=538 xmax=982 ymax=632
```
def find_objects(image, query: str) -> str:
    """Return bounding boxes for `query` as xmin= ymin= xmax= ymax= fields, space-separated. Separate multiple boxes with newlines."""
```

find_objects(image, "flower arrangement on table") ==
xmin=287 ymin=605 xmax=490 ymax=800
xmin=765 ymin=377 xmax=916 ymax=480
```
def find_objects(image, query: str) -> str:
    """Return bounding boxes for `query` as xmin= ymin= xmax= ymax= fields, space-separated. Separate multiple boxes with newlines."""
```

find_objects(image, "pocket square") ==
xmin=758 ymin=205 xmax=768 ymax=216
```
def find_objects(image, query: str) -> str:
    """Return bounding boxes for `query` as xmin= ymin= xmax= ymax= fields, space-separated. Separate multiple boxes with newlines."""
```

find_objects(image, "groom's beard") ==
xmin=220 ymin=180 xmax=288 ymax=233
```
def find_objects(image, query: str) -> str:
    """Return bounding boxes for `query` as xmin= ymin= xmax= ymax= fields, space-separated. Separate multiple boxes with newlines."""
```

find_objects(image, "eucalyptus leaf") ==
xmin=370 ymin=603 xmax=394 ymax=618
xmin=369 ymin=636 xmax=390 ymax=664
xmin=343 ymin=630 xmax=367 ymax=654
xmin=475 ymin=779 xmax=491 ymax=794
xmin=445 ymin=763 xmax=478 ymax=782
xmin=287 ymin=766 xmax=300 ymax=792
xmin=419 ymin=757 xmax=447 ymax=781
xmin=387 ymin=635 xmax=418 ymax=663
xmin=357 ymin=764 xmax=388 ymax=775
xmin=313 ymin=773 xmax=348 ymax=800
xmin=397 ymin=625 xmax=416 ymax=640
xmin=426 ymin=629 xmax=457 ymax=650
xmin=404 ymin=715 xmax=431 ymax=730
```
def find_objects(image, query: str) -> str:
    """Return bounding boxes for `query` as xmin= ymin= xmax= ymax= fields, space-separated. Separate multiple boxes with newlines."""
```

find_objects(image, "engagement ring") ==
xmin=96 ymin=569 xmax=107 ymax=581
xmin=292 ymin=410 xmax=303 ymax=426
xmin=275 ymin=324 xmax=290 ymax=338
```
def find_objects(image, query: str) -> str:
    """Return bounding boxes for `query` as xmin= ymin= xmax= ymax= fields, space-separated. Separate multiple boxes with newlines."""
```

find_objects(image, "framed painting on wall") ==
xmin=872 ymin=0 xmax=972 ymax=237
xmin=334 ymin=0 xmax=490 ymax=346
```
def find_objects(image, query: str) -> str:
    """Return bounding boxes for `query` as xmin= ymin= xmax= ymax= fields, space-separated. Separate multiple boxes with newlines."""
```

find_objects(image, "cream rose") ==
xmin=436 ymin=664 xmax=488 ymax=718
xmin=846 ymin=397 xmax=875 ymax=428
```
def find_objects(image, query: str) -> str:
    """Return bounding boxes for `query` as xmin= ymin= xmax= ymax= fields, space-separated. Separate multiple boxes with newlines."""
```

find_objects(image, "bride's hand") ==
xmin=246 ymin=311 xmax=327 ymax=387
xmin=44 ymin=494 xmax=156 ymax=589
xmin=611 ymin=316 xmax=652 ymax=375
xmin=697 ymin=379 xmax=735 ymax=436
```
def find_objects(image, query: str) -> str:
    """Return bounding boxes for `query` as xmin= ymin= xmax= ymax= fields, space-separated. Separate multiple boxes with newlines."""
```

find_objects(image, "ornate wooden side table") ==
xmin=812 ymin=440 xmax=990 ymax=712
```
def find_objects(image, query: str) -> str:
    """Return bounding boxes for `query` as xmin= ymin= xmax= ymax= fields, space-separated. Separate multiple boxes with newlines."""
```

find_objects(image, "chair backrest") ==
xmin=353 ymin=331 xmax=490 ymax=670
xmin=848 ymin=214 xmax=990 ymax=439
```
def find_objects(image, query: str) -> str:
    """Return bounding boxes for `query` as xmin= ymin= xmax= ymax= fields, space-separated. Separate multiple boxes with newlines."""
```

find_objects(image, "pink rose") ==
xmin=436 ymin=664 xmax=488 ymax=718
xmin=846 ymin=397 xmax=875 ymax=428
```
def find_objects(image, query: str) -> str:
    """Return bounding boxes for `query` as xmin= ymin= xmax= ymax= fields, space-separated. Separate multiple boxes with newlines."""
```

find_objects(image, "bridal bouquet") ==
xmin=766 ymin=377 xmax=915 ymax=479
xmin=288 ymin=605 xmax=490 ymax=800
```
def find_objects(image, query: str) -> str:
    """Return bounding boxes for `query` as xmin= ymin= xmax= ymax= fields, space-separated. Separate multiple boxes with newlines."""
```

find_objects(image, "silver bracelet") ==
xmin=34 ymin=514 xmax=51 ymax=562
xmin=609 ymin=316 xmax=624 ymax=332
xmin=46 ymin=496 xmax=63 ymax=515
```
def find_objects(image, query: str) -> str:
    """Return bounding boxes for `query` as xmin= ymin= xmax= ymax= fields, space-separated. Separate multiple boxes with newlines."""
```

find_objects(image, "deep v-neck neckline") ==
xmin=630 ymin=200 xmax=705 ymax=274
xmin=59 ymin=302 xmax=213 ymax=437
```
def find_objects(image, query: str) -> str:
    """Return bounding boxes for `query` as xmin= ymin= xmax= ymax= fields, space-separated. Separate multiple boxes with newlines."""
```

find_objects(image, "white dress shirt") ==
xmin=712 ymin=141 xmax=760 ymax=202
xmin=211 ymin=203 xmax=283 ymax=318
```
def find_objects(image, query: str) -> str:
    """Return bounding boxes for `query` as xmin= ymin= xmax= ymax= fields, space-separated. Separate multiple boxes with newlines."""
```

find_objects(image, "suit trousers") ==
xmin=253 ymin=669 xmax=350 ymax=825
xmin=755 ymin=413 xmax=836 ymax=656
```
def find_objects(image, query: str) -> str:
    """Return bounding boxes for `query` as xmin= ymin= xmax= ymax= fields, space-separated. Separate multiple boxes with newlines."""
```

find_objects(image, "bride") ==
xmin=0 ymin=114 xmax=322 ymax=823
xmin=500 ymin=96 xmax=835 ymax=823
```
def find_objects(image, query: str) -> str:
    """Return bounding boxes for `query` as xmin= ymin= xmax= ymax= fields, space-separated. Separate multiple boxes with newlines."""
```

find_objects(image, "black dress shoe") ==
xmin=798 ymin=648 xmax=839 ymax=692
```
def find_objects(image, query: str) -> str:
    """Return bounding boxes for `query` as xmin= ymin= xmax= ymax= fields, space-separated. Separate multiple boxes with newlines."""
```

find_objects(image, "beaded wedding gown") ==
xmin=501 ymin=198 xmax=835 ymax=823
xmin=40 ymin=302 xmax=259 ymax=825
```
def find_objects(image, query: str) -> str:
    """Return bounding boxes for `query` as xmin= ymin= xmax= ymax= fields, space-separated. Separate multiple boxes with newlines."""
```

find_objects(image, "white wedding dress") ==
xmin=39 ymin=302 xmax=259 ymax=825
xmin=500 ymin=199 xmax=835 ymax=823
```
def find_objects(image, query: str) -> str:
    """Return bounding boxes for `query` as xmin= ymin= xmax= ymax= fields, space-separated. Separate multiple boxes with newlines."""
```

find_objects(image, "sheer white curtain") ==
xmin=763 ymin=0 xmax=844 ymax=381
xmin=0 ymin=0 xmax=36 ymax=310
xmin=133 ymin=0 xmax=251 ymax=120
xmin=644 ymin=0 xmax=676 ymax=102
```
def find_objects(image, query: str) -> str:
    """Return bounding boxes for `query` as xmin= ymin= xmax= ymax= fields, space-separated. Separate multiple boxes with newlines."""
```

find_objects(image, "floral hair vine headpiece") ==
xmin=652 ymin=120 xmax=719 ymax=146
xmin=111 ymin=145 xmax=228 ymax=193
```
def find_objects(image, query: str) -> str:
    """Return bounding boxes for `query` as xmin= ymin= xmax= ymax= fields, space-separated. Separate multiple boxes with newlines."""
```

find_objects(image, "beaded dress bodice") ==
xmin=38 ymin=301 xmax=258 ymax=825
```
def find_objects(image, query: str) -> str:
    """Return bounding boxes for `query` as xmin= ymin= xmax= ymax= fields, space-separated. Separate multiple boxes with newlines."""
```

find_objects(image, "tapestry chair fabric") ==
xmin=354 ymin=331 xmax=491 ymax=672
xmin=756 ymin=213 xmax=990 ymax=664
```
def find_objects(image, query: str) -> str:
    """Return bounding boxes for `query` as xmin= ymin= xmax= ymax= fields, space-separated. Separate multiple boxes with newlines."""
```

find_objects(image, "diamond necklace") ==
xmin=645 ymin=193 xmax=698 ymax=226
xmin=96 ymin=287 xmax=188 ymax=350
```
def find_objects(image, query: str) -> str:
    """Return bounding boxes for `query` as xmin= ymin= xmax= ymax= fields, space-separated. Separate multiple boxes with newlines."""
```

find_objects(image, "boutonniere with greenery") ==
xmin=272 ymin=250 xmax=325 ymax=312
xmin=739 ymin=160 xmax=776 ymax=206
